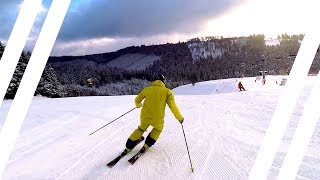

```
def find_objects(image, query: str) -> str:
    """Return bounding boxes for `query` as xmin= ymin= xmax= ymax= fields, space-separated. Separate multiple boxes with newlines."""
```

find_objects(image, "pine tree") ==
xmin=0 ymin=43 xmax=65 ymax=99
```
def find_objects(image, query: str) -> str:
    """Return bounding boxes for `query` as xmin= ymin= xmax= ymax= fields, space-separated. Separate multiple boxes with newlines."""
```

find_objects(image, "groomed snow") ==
xmin=0 ymin=75 xmax=319 ymax=179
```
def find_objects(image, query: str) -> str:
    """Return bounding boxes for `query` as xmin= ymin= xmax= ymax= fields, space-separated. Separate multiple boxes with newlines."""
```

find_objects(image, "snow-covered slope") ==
xmin=173 ymin=76 xmax=286 ymax=95
xmin=0 ymin=76 xmax=319 ymax=179
xmin=103 ymin=53 xmax=160 ymax=70
xmin=187 ymin=42 xmax=225 ymax=62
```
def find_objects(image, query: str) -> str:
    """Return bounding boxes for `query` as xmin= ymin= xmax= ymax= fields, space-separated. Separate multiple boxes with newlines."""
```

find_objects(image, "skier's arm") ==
xmin=135 ymin=89 xmax=145 ymax=108
xmin=166 ymin=90 xmax=183 ymax=121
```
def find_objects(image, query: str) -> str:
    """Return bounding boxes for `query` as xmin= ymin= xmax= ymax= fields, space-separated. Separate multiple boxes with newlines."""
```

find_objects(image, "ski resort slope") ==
xmin=0 ymin=76 xmax=319 ymax=180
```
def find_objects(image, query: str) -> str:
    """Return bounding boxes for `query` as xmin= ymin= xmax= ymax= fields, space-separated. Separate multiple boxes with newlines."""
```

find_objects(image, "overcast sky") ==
xmin=0 ymin=0 xmax=318 ymax=56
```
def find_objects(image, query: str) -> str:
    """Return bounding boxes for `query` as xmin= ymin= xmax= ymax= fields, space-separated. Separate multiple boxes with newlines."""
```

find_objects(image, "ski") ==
xmin=106 ymin=151 xmax=128 ymax=168
xmin=106 ymin=137 xmax=144 ymax=168
xmin=128 ymin=145 xmax=148 ymax=165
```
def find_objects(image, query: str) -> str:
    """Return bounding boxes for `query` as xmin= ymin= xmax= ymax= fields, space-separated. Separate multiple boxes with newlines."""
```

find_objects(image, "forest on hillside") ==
xmin=1 ymin=34 xmax=319 ymax=98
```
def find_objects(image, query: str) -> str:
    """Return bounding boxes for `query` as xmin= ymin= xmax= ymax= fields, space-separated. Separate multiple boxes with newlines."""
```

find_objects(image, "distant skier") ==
xmin=238 ymin=81 xmax=246 ymax=91
xmin=124 ymin=74 xmax=184 ymax=154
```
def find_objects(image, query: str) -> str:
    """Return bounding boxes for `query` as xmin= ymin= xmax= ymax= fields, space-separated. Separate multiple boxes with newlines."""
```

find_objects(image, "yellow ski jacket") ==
xmin=135 ymin=80 xmax=183 ymax=125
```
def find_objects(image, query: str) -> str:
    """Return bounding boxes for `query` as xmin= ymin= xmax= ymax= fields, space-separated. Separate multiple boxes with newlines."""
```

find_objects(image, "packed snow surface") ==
xmin=1 ymin=76 xmax=319 ymax=179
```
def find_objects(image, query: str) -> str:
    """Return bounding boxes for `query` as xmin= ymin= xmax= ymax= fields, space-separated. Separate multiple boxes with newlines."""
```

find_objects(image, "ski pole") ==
xmin=181 ymin=122 xmax=194 ymax=172
xmin=89 ymin=107 xmax=136 ymax=136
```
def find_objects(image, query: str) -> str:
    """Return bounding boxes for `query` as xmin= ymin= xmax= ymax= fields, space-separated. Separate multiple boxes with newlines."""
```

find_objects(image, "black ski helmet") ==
xmin=155 ymin=74 xmax=165 ymax=83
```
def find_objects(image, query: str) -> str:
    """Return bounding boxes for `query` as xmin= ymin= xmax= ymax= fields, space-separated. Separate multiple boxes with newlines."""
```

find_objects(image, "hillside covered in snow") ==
xmin=0 ymin=75 xmax=319 ymax=179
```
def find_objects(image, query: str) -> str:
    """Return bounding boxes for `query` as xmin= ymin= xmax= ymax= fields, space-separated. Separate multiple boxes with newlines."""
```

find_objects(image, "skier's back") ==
xmin=238 ymin=81 xmax=246 ymax=91
xmin=125 ymin=74 xmax=184 ymax=153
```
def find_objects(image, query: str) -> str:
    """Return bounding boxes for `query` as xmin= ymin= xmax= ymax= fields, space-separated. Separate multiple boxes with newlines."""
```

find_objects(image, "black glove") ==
xmin=179 ymin=118 xmax=184 ymax=124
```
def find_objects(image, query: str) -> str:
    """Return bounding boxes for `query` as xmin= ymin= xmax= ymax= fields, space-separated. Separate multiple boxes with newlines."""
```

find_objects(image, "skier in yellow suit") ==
xmin=124 ymin=74 xmax=184 ymax=153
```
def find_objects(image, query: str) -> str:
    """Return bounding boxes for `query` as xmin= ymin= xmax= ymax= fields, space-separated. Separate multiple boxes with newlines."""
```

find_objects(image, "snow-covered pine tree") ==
xmin=0 ymin=43 xmax=65 ymax=99
xmin=35 ymin=64 xmax=65 ymax=98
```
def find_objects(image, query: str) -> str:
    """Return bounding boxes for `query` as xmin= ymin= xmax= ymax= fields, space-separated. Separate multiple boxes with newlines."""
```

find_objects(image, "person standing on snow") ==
xmin=124 ymin=74 xmax=184 ymax=153
xmin=238 ymin=81 xmax=246 ymax=91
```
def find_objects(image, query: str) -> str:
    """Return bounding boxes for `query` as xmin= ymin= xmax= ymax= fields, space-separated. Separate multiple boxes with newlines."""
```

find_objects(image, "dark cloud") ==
xmin=58 ymin=0 xmax=241 ymax=41
xmin=0 ymin=0 xmax=52 ymax=39
xmin=0 ymin=0 xmax=241 ymax=55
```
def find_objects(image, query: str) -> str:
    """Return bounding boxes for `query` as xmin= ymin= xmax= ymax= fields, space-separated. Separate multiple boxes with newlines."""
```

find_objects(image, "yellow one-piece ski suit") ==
xmin=126 ymin=80 xmax=184 ymax=149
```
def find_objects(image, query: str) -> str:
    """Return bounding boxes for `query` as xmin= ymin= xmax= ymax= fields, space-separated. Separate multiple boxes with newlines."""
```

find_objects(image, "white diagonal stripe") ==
xmin=249 ymin=32 xmax=320 ymax=180
xmin=0 ymin=0 xmax=71 ymax=178
xmin=277 ymin=7 xmax=320 ymax=178
xmin=0 ymin=0 xmax=42 ymax=109
xmin=277 ymin=70 xmax=320 ymax=180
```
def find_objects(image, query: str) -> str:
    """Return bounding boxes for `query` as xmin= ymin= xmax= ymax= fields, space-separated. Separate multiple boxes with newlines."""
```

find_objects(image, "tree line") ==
xmin=1 ymin=34 xmax=319 ymax=99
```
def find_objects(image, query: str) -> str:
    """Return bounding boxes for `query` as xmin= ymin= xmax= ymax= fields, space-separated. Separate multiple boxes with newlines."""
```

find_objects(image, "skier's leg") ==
xmin=144 ymin=122 xmax=164 ymax=148
xmin=126 ymin=121 xmax=149 ymax=149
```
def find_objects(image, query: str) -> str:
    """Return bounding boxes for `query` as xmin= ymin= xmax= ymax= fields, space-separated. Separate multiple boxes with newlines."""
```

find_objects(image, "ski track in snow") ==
xmin=8 ymin=112 xmax=80 ymax=164
xmin=56 ymin=115 xmax=138 ymax=179
xmin=57 ymin=97 xmax=245 ymax=179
